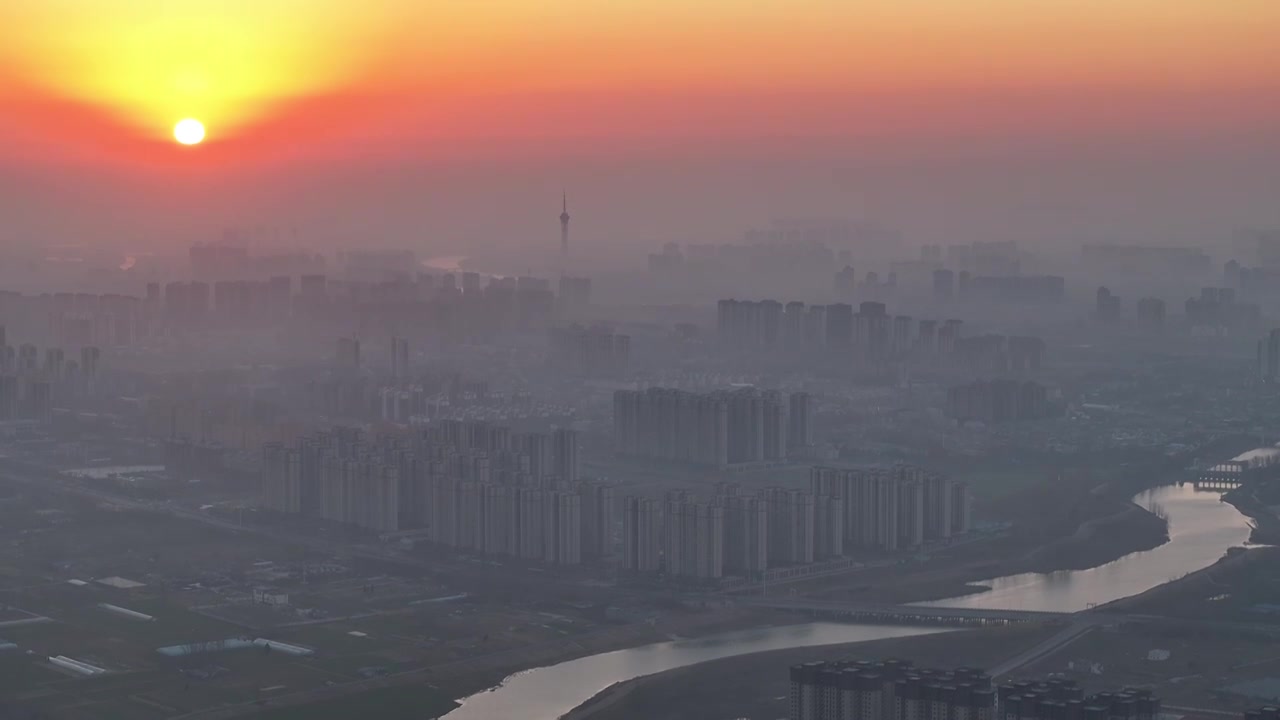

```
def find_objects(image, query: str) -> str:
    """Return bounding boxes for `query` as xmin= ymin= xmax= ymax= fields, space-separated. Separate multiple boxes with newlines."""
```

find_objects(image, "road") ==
xmin=989 ymin=618 xmax=1100 ymax=677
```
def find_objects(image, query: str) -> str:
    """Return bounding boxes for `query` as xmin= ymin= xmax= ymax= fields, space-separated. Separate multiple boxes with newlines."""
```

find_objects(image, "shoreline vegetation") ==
xmin=555 ymin=442 xmax=1267 ymax=720
xmin=292 ymin=442 xmax=1251 ymax=720
xmin=561 ymin=625 xmax=1061 ymax=720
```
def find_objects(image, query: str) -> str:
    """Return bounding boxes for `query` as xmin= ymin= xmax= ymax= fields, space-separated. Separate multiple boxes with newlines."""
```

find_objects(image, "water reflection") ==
xmin=922 ymin=484 xmax=1252 ymax=613
xmin=442 ymin=623 xmax=944 ymax=720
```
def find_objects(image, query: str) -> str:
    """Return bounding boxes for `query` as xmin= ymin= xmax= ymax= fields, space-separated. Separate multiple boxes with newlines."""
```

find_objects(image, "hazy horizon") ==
xmin=1 ymin=1 xmax=1279 ymax=261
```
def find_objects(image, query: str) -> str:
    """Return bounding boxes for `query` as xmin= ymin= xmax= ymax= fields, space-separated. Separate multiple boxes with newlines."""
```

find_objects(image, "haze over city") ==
xmin=2 ymin=1 xmax=1279 ymax=262
xmin=2 ymin=3 xmax=1280 ymax=720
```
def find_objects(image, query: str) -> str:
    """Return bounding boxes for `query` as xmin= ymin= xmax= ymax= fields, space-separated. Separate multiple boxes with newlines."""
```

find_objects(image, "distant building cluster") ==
xmin=1081 ymin=243 xmax=1210 ymax=277
xmin=0 ymin=289 xmax=148 ymax=348
xmin=1184 ymin=287 xmax=1261 ymax=329
xmin=294 ymin=368 xmax=571 ymax=428
xmin=1225 ymin=259 xmax=1280 ymax=301
xmin=1136 ymin=297 xmax=1166 ymax=328
xmin=1095 ymin=287 xmax=1122 ymax=323
xmin=0 ymin=326 xmax=100 ymax=423
xmin=1099 ymin=286 xmax=1260 ymax=331
xmin=716 ymin=298 xmax=1047 ymax=373
xmin=789 ymin=661 xmax=1162 ymax=720
xmin=946 ymin=380 xmax=1057 ymax=424
xmin=717 ymin=299 xmax=911 ymax=361
xmin=1260 ymin=328 xmax=1280 ymax=383
xmin=612 ymin=387 xmax=811 ymax=468
xmin=620 ymin=465 xmax=968 ymax=580
xmin=997 ymin=678 xmax=1160 ymax=720
xmin=261 ymin=422 xmax=613 ymax=566
xmin=810 ymin=465 xmax=969 ymax=552
xmin=790 ymin=659 xmax=995 ymax=720
xmin=548 ymin=324 xmax=631 ymax=377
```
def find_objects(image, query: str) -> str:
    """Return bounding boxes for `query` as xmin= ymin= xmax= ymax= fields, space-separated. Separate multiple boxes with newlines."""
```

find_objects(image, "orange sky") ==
xmin=1 ymin=1 xmax=1279 ymax=260
xmin=2 ymin=0 xmax=1279 ymax=170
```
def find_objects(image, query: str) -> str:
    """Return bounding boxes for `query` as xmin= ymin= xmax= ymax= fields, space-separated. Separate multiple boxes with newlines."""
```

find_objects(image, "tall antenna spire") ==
xmin=559 ymin=191 xmax=571 ymax=263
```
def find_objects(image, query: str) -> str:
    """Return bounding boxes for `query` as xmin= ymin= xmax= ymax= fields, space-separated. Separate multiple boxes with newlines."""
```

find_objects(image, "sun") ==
xmin=174 ymin=118 xmax=206 ymax=146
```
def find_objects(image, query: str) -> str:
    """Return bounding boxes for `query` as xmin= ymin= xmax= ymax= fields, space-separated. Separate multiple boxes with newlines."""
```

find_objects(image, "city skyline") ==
xmin=2 ymin=2 xmax=1279 ymax=254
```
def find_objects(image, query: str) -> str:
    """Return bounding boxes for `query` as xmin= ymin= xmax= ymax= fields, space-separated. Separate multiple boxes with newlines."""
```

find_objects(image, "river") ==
xmin=919 ymin=483 xmax=1254 ymax=613
xmin=441 ymin=624 xmax=946 ymax=720
xmin=442 ymin=483 xmax=1252 ymax=719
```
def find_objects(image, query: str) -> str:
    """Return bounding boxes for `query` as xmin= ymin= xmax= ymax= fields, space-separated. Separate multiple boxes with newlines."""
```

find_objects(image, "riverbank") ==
xmin=226 ymin=608 xmax=804 ymax=720
xmin=795 ymin=496 xmax=1171 ymax=606
xmin=563 ymin=623 xmax=1060 ymax=720
xmin=1225 ymin=484 xmax=1280 ymax=545
xmin=1018 ymin=500 xmax=1169 ymax=574
xmin=1094 ymin=542 xmax=1266 ymax=616
xmin=428 ymin=607 xmax=806 ymax=713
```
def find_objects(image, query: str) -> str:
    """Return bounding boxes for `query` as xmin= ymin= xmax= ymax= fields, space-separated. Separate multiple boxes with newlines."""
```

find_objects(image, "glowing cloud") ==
xmin=0 ymin=0 xmax=394 ymax=141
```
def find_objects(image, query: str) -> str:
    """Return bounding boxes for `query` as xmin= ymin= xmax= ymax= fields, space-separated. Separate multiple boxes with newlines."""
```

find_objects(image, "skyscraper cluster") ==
xmin=620 ymin=473 xmax=912 ymax=581
xmin=548 ymin=324 xmax=631 ymax=377
xmin=716 ymin=297 xmax=1042 ymax=371
xmin=810 ymin=465 xmax=970 ymax=552
xmin=261 ymin=422 xmax=612 ymax=565
xmin=0 ymin=327 xmax=100 ymax=422
xmin=0 ymin=250 xmax=598 ymax=350
xmin=660 ymin=490 xmax=726 ymax=580
xmin=620 ymin=467 xmax=967 ymax=580
xmin=1 ymin=289 xmax=151 ymax=348
xmin=717 ymin=299 xmax=901 ymax=360
xmin=613 ymin=387 xmax=810 ymax=468
xmin=789 ymin=659 xmax=995 ymax=720
xmin=946 ymin=380 xmax=1056 ymax=424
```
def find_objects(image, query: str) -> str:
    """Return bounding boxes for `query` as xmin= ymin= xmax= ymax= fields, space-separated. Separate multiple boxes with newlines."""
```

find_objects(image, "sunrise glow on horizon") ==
xmin=173 ymin=119 xmax=206 ymax=146
xmin=1 ymin=0 xmax=1278 ymax=168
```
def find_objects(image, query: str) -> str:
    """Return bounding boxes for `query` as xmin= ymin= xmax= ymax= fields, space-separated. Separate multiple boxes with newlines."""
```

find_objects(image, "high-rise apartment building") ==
xmin=613 ymin=387 xmax=797 ymax=468
xmin=997 ymin=679 xmax=1160 ymax=720
xmin=579 ymin=481 xmax=615 ymax=560
xmin=260 ymin=425 xmax=608 ymax=565
xmin=1259 ymin=328 xmax=1280 ymax=382
xmin=621 ymin=496 xmax=662 ymax=573
xmin=336 ymin=337 xmax=361 ymax=370
xmin=720 ymin=492 xmax=769 ymax=576
xmin=551 ymin=427 xmax=580 ymax=485
xmin=1136 ymin=297 xmax=1166 ymax=328
xmin=1096 ymin=286 xmax=1121 ymax=322
xmin=788 ymin=392 xmax=813 ymax=451
xmin=664 ymin=494 xmax=725 ymax=580
xmin=947 ymin=380 xmax=1054 ymax=423
xmin=790 ymin=660 xmax=995 ymax=720
xmin=759 ymin=487 xmax=815 ymax=566
xmin=810 ymin=465 xmax=967 ymax=552
xmin=390 ymin=336 xmax=410 ymax=379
